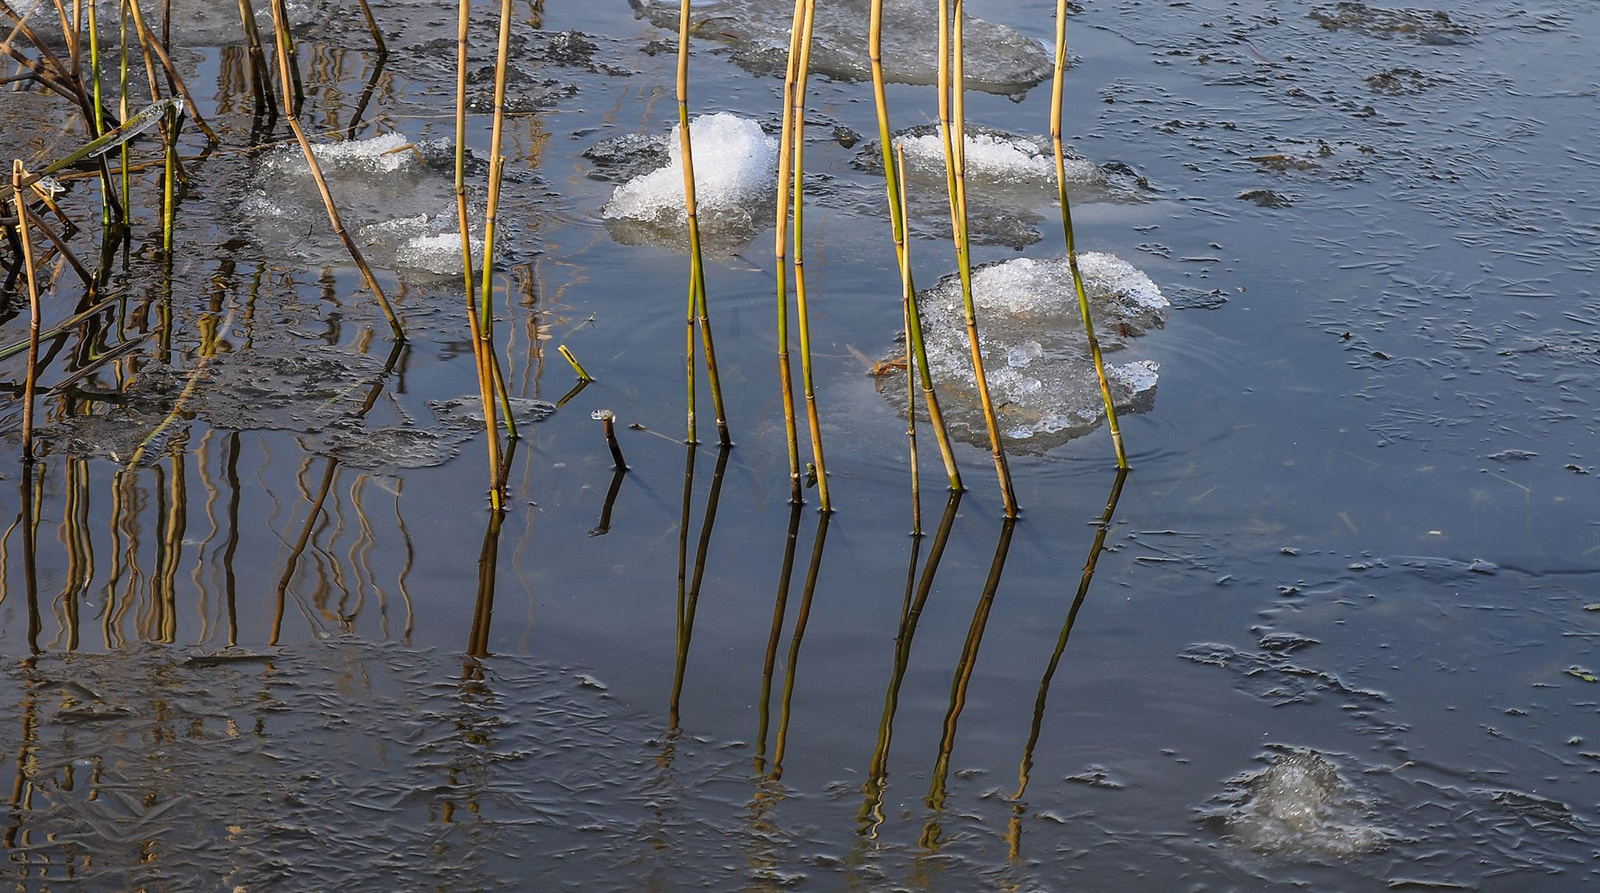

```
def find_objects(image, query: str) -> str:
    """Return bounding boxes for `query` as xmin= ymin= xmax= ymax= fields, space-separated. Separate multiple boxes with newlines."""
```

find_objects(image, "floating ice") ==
xmin=634 ymin=0 xmax=1051 ymax=94
xmin=242 ymin=134 xmax=499 ymax=278
xmin=601 ymin=113 xmax=777 ymax=249
xmin=1208 ymin=750 xmax=1389 ymax=858
xmin=879 ymin=253 xmax=1165 ymax=450
xmin=851 ymin=125 xmax=1151 ymax=248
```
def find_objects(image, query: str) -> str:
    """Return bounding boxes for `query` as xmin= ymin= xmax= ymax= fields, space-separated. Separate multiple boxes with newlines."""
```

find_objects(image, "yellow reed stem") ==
xmin=789 ymin=0 xmax=829 ymax=512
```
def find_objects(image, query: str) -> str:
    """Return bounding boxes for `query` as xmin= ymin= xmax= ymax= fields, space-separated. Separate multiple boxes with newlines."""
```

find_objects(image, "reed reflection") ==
xmin=858 ymin=490 xmax=961 ymax=839
xmin=920 ymin=516 xmax=1016 ymax=852
xmin=770 ymin=511 xmax=831 ymax=780
xmin=468 ymin=439 xmax=518 ymax=660
xmin=1007 ymin=468 xmax=1127 ymax=860
xmin=669 ymin=443 xmax=729 ymax=734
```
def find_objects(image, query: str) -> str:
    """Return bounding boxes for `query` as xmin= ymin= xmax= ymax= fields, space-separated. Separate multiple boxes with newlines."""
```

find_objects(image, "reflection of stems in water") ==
xmin=223 ymin=431 xmax=242 ymax=647
xmin=921 ymin=517 xmax=1016 ymax=851
xmin=1050 ymin=0 xmax=1125 ymax=469
xmin=234 ymin=0 xmax=276 ymax=120
xmin=868 ymin=0 xmax=961 ymax=494
xmin=755 ymin=503 xmax=804 ymax=775
xmin=588 ymin=466 xmax=627 ymax=538
xmin=468 ymin=440 xmax=516 ymax=658
xmin=344 ymin=46 xmax=385 ymax=139
xmin=5 ymin=666 xmax=38 ymax=848
xmin=19 ymin=465 xmax=41 ymax=655
xmin=123 ymin=0 xmax=217 ymax=142
xmin=152 ymin=436 xmax=187 ymax=642
xmin=1008 ymin=469 xmax=1126 ymax=856
xmin=937 ymin=0 xmax=1016 ymax=517
xmin=554 ymin=377 xmax=589 ymax=409
xmin=857 ymin=491 xmax=960 ymax=838
xmin=669 ymin=444 xmax=729 ymax=733
xmin=770 ymin=511 xmax=831 ymax=779
xmin=59 ymin=457 xmax=94 ymax=652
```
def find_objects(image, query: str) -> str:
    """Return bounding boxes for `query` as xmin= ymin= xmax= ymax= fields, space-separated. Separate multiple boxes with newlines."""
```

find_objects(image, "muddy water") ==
xmin=1 ymin=0 xmax=1597 ymax=889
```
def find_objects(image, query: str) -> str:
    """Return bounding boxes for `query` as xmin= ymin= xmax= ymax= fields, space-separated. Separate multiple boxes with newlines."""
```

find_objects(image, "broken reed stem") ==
xmin=772 ymin=0 xmax=806 ymax=503
xmin=788 ymin=0 xmax=830 ymax=512
xmin=266 ymin=0 xmax=404 ymax=342
xmin=894 ymin=146 xmax=921 ymax=536
xmin=11 ymin=162 xmax=41 ymax=463
xmin=596 ymin=410 xmax=626 ymax=470
xmin=1051 ymin=0 xmax=1126 ymax=469
xmin=938 ymin=0 xmax=1018 ymax=518
xmin=676 ymin=0 xmax=731 ymax=447
xmin=868 ymin=0 xmax=962 ymax=494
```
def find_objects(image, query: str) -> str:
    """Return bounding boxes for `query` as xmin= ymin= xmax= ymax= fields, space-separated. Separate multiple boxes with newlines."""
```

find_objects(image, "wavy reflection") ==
xmin=669 ymin=443 xmax=730 ymax=734
xmin=1007 ymin=469 xmax=1128 ymax=860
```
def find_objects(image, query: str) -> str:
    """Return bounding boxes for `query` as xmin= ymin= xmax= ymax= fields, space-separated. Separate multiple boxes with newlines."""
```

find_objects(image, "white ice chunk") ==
xmin=1221 ymin=751 xmax=1389 ymax=858
xmin=883 ymin=252 xmax=1166 ymax=450
xmin=602 ymin=113 xmax=778 ymax=241
xmin=895 ymin=127 xmax=1103 ymax=189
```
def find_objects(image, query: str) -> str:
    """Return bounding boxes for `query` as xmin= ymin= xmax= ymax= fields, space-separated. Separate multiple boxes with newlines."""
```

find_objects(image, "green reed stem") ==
xmin=479 ymin=0 xmax=519 ymax=447
xmin=894 ymin=147 xmax=920 ymax=535
xmin=118 ymin=0 xmax=129 ymax=226
xmin=676 ymin=0 xmax=730 ymax=447
xmin=11 ymin=161 xmax=40 ymax=463
xmin=789 ymin=0 xmax=829 ymax=512
xmin=124 ymin=0 xmax=216 ymax=143
xmin=938 ymin=0 xmax=1017 ymax=518
xmin=868 ymin=0 xmax=962 ymax=495
xmin=161 ymin=106 xmax=175 ymax=251
xmin=773 ymin=0 xmax=806 ymax=502
xmin=1051 ymin=0 xmax=1126 ymax=468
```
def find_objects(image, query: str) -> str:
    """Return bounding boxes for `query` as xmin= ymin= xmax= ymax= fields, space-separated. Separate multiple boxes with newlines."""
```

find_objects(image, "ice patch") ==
xmin=634 ymin=0 xmax=1051 ymax=94
xmin=894 ymin=127 xmax=1103 ymax=189
xmin=601 ymin=113 xmax=777 ymax=249
xmin=1207 ymin=750 xmax=1389 ymax=858
xmin=879 ymin=253 xmax=1165 ymax=450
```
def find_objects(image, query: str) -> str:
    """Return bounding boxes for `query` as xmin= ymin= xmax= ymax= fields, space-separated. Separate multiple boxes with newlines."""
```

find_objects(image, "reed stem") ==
xmin=675 ymin=0 xmax=730 ymax=447
xmin=868 ymin=0 xmax=962 ymax=494
xmin=1051 ymin=0 xmax=1127 ymax=468
xmin=478 ymin=0 xmax=519 ymax=442
xmin=773 ymin=0 xmax=806 ymax=502
xmin=11 ymin=162 xmax=40 ymax=463
xmin=938 ymin=0 xmax=1017 ymax=517
xmin=788 ymin=0 xmax=829 ymax=512
xmin=894 ymin=146 xmax=920 ymax=535
xmin=266 ymin=0 xmax=405 ymax=342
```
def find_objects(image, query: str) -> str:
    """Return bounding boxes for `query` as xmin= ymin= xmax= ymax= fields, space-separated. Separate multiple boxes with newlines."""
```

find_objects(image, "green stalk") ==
xmin=773 ymin=0 xmax=806 ymax=502
xmin=85 ymin=0 xmax=109 ymax=226
xmin=894 ymin=146 xmax=920 ymax=535
xmin=676 ymin=0 xmax=730 ymax=447
xmin=479 ymin=0 xmax=521 ymax=448
xmin=938 ymin=0 xmax=1017 ymax=517
xmin=869 ymin=0 xmax=962 ymax=494
xmin=11 ymin=161 xmax=40 ymax=463
xmin=118 ymin=0 xmax=129 ymax=226
xmin=789 ymin=0 xmax=829 ymax=512
xmin=1051 ymin=0 xmax=1126 ymax=468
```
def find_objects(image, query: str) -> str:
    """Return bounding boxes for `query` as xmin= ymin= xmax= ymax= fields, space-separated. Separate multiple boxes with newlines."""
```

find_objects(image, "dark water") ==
xmin=1 ymin=0 xmax=1597 ymax=888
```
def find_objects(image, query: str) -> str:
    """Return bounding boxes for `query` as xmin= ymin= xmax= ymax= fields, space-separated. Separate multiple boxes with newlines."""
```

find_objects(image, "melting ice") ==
xmin=885 ymin=252 xmax=1165 ymax=450
xmin=600 ymin=113 xmax=777 ymax=249
xmin=1210 ymin=750 xmax=1389 ymax=858
xmin=242 ymin=133 xmax=489 ymax=278
xmin=633 ymin=0 xmax=1051 ymax=94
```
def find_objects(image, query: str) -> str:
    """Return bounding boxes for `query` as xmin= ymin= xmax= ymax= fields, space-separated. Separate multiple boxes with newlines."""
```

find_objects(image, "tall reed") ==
xmin=868 ymin=0 xmax=962 ymax=495
xmin=675 ymin=0 xmax=730 ymax=446
xmin=772 ymin=0 xmax=806 ymax=502
xmin=265 ymin=0 xmax=404 ymax=341
xmin=938 ymin=0 xmax=1017 ymax=517
xmin=11 ymin=161 xmax=41 ymax=463
xmin=786 ymin=0 xmax=829 ymax=511
xmin=894 ymin=147 xmax=921 ymax=535
xmin=1051 ymin=0 xmax=1127 ymax=468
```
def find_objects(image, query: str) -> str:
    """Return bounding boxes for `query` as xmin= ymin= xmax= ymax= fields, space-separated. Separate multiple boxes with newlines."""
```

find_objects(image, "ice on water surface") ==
xmin=885 ymin=252 xmax=1165 ymax=450
xmin=601 ymin=113 xmax=778 ymax=249
xmin=1206 ymin=750 xmax=1389 ymax=858
xmin=242 ymin=134 xmax=497 ymax=278
xmin=634 ymin=0 xmax=1051 ymax=94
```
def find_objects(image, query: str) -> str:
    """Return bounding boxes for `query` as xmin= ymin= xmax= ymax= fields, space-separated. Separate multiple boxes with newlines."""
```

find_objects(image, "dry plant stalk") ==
xmin=938 ymin=0 xmax=1018 ymax=517
xmin=265 ymin=0 xmax=404 ymax=341
xmin=1050 ymin=0 xmax=1127 ymax=468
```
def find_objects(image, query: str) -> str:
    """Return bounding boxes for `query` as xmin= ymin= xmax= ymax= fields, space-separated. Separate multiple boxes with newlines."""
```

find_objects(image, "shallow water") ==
xmin=1 ymin=0 xmax=1597 ymax=889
